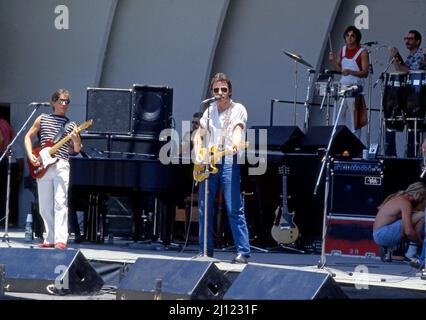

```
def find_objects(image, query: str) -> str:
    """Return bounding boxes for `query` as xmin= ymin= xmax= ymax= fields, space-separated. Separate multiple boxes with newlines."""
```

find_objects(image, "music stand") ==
xmin=0 ymin=103 xmax=44 ymax=245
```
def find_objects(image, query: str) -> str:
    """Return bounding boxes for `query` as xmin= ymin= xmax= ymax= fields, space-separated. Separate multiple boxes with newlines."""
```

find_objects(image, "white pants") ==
xmin=333 ymin=96 xmax=361 ymax=138
xmin=37 ymin=159 xmax=69 ymax=244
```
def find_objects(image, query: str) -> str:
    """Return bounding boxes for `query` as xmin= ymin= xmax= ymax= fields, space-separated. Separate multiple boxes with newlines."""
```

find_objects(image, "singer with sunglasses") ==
xmin=24 ymin=89 xmax=81 ymax=249
xmin=385 ymin=30 xmax=426 ymax=158
xmin=192 ymin=72 xmax=251 ymax=264
xmin=329 ymin=25 xmax=369 ymax=139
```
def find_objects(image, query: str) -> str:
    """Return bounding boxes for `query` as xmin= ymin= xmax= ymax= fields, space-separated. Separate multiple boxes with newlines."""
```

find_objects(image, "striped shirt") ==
xmin=39 ymin=113 xmax=76 ymax=161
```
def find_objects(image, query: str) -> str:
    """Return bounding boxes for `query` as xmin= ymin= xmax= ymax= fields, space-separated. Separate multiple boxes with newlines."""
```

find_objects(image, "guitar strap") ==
xmin=52 ymin=119 xmax=72 ymax=144
xmin=219 ymin=103 xmax=233 ymax=151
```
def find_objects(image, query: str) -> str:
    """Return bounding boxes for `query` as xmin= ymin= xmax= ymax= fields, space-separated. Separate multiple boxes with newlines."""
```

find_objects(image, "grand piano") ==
xmin=69 ymin=154 xmax=193 ymax=244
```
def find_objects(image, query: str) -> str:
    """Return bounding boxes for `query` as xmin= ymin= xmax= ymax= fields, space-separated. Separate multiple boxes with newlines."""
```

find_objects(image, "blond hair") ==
xmin=378 ymin=181 xmax=426 ymax=209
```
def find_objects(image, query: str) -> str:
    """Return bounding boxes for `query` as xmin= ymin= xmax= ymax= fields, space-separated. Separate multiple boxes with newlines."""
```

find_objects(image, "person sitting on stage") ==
xmin=373 ymin=182 xmax=426 ymax=263
xmin=24 ymin=89 xmax=82 ymax=249
xmin=329 ymin=25 xmax=369 ymax=139
xmin=385 ymin=30 xmax=426 ymax=157
xmin=193 ymin=72 xmax=251 ymax=264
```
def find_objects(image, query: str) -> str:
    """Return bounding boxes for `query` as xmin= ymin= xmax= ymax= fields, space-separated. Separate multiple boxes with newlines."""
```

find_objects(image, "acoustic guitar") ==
xmin=271 ymin=165 xmax=300 ymax=244
xmin=28 ymin=119 xmax=93 ymax=179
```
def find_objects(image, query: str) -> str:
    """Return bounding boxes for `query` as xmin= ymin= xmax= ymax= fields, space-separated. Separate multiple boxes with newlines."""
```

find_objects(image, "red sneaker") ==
xmin=38 ymin=243 xmax=54 ymax=248
xmin=54 ymin=242 xmax=67 ymax=250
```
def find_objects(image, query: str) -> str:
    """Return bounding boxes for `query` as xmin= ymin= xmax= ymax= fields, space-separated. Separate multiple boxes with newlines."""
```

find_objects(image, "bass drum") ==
xmin=405 ymin=70 xmax=426 ymax=130
xmin=383 ymin=72 xmax=407 ymax=131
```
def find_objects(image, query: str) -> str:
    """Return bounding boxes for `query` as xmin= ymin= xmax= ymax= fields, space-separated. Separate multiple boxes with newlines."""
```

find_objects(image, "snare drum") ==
xmin=405 ymin=70 xmax=426 ymax=123
xmin=383 ymin=72 xmax=407 ymax=131
xmin=314 ymin=81 xmax=340 ymax=98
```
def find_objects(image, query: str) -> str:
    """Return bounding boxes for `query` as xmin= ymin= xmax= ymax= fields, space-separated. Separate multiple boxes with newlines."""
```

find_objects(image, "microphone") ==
xmin=338 ymin=85 xmax=359 ymax=96
xmin=362 ymin=41 xmax=378 ymax=46
xmin=201 ymin=96 xmax=220 ymax=104
xmin=29 ymin=102 xmax=51 ymax=107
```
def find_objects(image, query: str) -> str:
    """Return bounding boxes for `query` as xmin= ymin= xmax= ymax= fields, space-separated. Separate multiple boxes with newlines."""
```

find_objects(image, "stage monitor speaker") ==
xmin=131 ymin=84 xmax=173 ymax=137
xmin=86 ymin=87 xmax=132 ymax=134
xmin=224 ymin=265 xmax=347 ymax=300
xmin=116 ymin=258 xmax=231 ymax=300
xmin=298 ymin=125 xmax=365 ymax=156
xmin=0 ymin=248 xmax=104 ymax=294
xmin=250 ymin=125 xmax=304 ymax=152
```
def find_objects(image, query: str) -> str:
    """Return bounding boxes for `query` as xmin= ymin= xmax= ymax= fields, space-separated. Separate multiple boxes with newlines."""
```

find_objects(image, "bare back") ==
xmin=373 ymin=194 xmax=412 ymax=230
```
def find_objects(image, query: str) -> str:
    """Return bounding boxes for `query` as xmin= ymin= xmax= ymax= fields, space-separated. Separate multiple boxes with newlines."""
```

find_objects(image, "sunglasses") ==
xmin=192 ymin=121 xmax=200 ymax=124
xmin=404 ymin=37 xmax=415 ymax=41
xmin=58 ymin=98 xmax=70 ymax=105
xmin=213 ymin=87 xmax=228 ymax=94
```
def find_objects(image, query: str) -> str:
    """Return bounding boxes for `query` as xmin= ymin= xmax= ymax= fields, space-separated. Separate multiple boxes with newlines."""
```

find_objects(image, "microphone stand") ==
xmin=198 ymin=99 xmax=218 ymax=261
xmin=366 ymin=47 xmax=374 ymax=147
xmin=313 ymin=93 xmax=347 ymax=268
xmin=0 ymin=103 xmax=43 ymax=244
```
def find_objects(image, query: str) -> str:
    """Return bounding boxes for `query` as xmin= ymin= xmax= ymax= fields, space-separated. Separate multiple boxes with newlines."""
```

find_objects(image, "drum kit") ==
xmin=283 ymin=47 xmax=426 ymax=157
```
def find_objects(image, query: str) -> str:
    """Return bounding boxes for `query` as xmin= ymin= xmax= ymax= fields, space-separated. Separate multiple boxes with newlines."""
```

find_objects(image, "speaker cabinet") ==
xmin=0 ymin=248 xmax=104 ymax=294
xmin=116 ymin=258 xmax=231 ymax=300
xmin=224 ymin=265 xmax=346 ymax=299
xmin=330 ymin=159 xmax=383 ymax=216
xmin=298 ymin=125 xmax=365 ymax=156
xmin=131 ymin=84 xmax=173 ymax=137
xmin=86 ymin=88 xmax=132 ymax=134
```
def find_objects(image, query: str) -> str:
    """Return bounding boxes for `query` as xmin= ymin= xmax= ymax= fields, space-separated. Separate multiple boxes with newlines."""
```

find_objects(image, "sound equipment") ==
xmin=86 ymin=88 xmax=132 ymax=134
xmin=325 ymin=215 xmax=380 ymax=257
xmin=110 ymin=135 xmax=163 ymax=158
xmin=0 ymin=248 xmax=104 ymax=294
xmin=297 ymin=125 xmax=365 ymax=156
xmin=249 ymin=125 xmax=304 ymax=152
xmin=116 ymin=258 xmax=231 ymax=300
xmin=131 ymin=84 xmax=173 ymax=137
xmin=224 ymin=265 xmax=347 ymax=299
xmin=330 ymin=159 xmax=384 ymax=217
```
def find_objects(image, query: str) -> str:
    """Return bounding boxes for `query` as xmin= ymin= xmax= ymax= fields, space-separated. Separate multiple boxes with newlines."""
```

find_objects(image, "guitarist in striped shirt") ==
xmin=24 ymin=89 xmax=81 ymax=249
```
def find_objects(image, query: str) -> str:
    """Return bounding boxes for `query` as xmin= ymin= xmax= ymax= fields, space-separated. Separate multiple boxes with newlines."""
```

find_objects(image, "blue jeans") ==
xmin=198 ymin=163 xmax=250 ymax=257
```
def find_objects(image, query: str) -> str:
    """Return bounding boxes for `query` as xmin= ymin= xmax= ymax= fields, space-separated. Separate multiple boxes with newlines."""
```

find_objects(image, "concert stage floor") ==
xmin=1 ymin=230 xmax=426 ymax=300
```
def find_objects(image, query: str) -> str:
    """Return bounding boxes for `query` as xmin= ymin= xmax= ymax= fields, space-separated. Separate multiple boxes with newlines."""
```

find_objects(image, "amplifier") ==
xmin=330 ymin=159 xmax=383 ymax=217
xmin=331 ymin=159 xmax=383 ymax=175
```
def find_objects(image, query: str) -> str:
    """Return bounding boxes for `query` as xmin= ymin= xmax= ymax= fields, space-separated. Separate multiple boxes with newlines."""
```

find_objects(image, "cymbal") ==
xmin=283 ymin=50 xmax=313 ymax=68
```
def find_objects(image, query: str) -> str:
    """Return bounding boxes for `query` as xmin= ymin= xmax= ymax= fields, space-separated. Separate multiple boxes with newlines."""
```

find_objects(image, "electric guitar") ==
xmin=271 ymin=165 xmax=300 ymax=244
xmin=193 ymin=142 xmax=249 ymax=183
xmin=28 ymin=119 xmax=93 ymax=179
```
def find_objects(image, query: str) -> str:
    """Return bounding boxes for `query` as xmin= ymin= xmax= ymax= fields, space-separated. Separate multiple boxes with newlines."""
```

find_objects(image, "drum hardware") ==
xmin=375 ymin=57 xmax=399 ymax=155
xmin=318 ymin=74 xmax=334 ymax=126
xmin=302 ymin=69 xmax=316 ymax=132
xmin=283 ymin=50 xmax=314 ymax=128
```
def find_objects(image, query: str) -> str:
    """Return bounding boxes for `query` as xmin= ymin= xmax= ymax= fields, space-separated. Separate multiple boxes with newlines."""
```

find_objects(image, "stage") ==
xmin=0 ymin=230 xmax=425 ymax=301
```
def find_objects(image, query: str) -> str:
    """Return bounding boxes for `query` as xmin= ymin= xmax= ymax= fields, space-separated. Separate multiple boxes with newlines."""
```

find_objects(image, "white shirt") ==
xmin=200 ymin=100 xmax=247 ymax=162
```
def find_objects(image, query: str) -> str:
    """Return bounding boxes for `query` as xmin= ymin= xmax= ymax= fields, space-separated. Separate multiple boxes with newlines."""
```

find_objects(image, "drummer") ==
xmin=329 ymin=25 xmax=369 ymax=139
xmin=386 ymin=30 xmax=426 ymax=157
